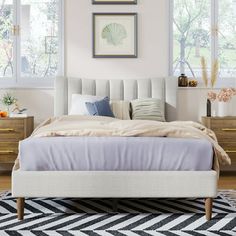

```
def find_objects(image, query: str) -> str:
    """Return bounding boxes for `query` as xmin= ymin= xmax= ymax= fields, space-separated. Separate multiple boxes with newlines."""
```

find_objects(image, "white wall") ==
xmin=0 ymin=0 xmax=235 ymax=126
xmin=65 ymin=0 xmax=169 ymax=78
xmin=0 ymin=89 xmax=54 ymax=126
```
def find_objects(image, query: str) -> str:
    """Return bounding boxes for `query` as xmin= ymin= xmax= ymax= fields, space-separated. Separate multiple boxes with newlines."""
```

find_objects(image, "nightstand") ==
xmin=202 ymin=116 xmax=236 ymax=172
xmin=0 ymin=117 xmax=34 ymax=165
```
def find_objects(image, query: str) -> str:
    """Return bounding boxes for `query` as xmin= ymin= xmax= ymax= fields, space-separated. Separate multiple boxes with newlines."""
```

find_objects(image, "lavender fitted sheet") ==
xmin=18 ymin=137 xmax=213 ymax=171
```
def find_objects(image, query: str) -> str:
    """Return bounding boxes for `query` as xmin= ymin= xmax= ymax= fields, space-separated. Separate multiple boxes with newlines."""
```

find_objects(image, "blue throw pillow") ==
xmin=85 ymin=97 xmax=115 ymax=117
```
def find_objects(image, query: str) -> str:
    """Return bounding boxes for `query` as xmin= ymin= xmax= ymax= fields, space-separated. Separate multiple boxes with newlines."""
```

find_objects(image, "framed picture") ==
xmin=93 ymin=13 xmax=138 ymax=58
xmin=92 ymin=0 xmax=137 ymax=5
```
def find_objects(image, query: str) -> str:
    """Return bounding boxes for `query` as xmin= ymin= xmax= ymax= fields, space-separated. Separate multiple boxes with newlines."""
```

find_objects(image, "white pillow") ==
xmin=69 ymin=94 xmax=104 ymax=115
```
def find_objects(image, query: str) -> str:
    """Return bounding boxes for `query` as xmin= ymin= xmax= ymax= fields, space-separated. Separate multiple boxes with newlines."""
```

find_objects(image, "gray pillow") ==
xmin=131 ymin=98 xmax=165 ymax=122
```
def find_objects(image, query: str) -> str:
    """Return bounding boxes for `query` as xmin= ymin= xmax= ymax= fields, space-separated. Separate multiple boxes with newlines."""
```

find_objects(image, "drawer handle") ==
xmin=0 ymin=150 xmax=15 ymax=154
xmin=0 ymin=128 xmax=15 ymax=132
xmin=222 ymin=128 xmax=236 ymax=132
xmin=226 ymin=150 xmax=236 ymax=153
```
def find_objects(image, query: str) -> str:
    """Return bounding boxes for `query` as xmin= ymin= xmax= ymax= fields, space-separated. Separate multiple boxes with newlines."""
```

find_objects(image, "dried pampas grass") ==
xmin=201 ymin=57 xmax=208 ymax=87
xmin=211 ymin=59 xmax=218 ymax=88
xmin=201 ymin=57 xmax=218 ymax=88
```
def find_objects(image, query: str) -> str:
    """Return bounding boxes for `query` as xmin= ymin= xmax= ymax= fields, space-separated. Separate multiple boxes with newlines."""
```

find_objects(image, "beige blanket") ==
xmin=32 ymin=115 xmax=231 ymax=172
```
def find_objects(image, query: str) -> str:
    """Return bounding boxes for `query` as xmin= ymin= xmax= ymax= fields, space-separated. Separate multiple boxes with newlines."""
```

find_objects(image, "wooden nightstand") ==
xmin=0 ymin=117 xmax=34 ymax=165
xmin=202 ymin=116 xmax=236 ymax=172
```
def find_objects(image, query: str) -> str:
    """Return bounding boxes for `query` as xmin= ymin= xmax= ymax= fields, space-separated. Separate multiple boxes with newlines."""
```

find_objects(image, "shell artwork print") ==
xmin=102 ymin=23 xmax=127 ymax=46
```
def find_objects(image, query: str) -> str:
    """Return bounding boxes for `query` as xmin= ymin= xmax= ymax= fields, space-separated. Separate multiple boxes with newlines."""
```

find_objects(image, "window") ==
xmin=0 ymin=0 xmax=14 ymax=79
xmin=171 ymin=0 xmax=236 ymax=80
xmin=0 ymin=0 xmax=63 ymax=88
xmin=218 ymin=0 xmax=236 ymax=77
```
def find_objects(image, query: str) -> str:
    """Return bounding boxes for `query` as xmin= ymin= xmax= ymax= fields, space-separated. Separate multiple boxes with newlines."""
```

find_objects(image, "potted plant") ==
xmin=208 ymin=88 xmax=236 ymax=117
xmin=1 ymin=93 xmax=17 ymax=116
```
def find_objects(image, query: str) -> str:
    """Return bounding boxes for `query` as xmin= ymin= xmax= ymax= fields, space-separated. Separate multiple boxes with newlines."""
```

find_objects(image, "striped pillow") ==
xmin=131 ymin=98 xmax=165 ymax=122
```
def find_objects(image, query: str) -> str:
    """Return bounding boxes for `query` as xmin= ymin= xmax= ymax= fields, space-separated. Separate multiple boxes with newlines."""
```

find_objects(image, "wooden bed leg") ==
xmin=17 ymin=198 xmax=25 ymax=220
xmin=205 ymin=198 xmax=213 ymax=221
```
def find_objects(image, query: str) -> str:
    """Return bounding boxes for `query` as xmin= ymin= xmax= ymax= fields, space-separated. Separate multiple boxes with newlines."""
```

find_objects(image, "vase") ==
xmin=230 ymin=97 xmax=236 ymax=116
xmin=218 ymin=102 xmax=230 ymax=117
xmin=178 ymin=74 xmax=188 ymax=87
xmin=211 ymin=102 xmax=217 ymax=117
xmin=206 ymin=99 xmax=211 ymax=117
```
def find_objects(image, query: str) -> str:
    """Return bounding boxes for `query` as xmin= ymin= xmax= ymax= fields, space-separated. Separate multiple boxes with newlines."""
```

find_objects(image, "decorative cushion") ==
xmin=86 ymin=97 xmax=115 ymax=117
xmin=69 ymin=94 xmax=104 ymax=115
xmin=131 ymin=98 xmax=165 ymax=122
xmin=110 ymin=100 xmax=131 ymax=120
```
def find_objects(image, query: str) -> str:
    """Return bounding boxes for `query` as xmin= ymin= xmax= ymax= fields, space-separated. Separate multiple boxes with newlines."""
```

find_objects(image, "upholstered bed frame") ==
xmin=54 ymin=76 xmax=178 ymax=121
xmin=12 ymin=76 xmax=218 ymax=221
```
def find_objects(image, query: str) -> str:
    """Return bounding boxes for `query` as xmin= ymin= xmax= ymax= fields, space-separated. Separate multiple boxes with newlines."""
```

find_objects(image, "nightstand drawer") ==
xmin=0 ymin=130 xmax=24 ymax=141
xmin=0 ymin=119 xmax=24 ymax=128
xmin=0 ymin=142 xmax=18 ymax=164
xmin=0 ymin=153 xmax=17 ymax=163
xmin=220 ymin=142 xmax=236 ymax=150
xmin=214 ymin=129 xmax=236 ymax=142
xmin=0 ymin=142 xmax=18 ymax=153
xmin=0 ymin=117 xmax=34 ymax=167
xmin=221 ymin=153 xmax=236 ymax=171
xmin=210 ymin=119 xmax=236 ymax=129
xmin=202 ymin=116 xmax=236 ymax=172
xmin=0 ymin=120 xmax=25 ymax=141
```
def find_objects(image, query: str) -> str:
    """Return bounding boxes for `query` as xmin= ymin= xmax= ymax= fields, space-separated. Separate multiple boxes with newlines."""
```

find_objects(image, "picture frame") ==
xmin=92 ymin=0 xmax=137 ymax=5
xmin=93 ymin=13 xmax=138 ymax=58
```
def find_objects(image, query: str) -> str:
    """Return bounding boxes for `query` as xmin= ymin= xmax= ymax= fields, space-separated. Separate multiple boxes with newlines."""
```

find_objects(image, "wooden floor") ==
xmin=0 ymin=172 xmax=236 ymax=193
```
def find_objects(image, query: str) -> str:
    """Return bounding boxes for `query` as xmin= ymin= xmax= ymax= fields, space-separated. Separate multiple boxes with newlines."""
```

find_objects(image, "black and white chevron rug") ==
xmin=0 ymin=191 xmax=236 ymax=236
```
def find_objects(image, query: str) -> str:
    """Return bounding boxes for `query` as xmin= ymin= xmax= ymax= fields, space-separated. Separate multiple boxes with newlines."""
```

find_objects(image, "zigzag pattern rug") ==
xmin=0 ymin=191 xmax=236 ymax=235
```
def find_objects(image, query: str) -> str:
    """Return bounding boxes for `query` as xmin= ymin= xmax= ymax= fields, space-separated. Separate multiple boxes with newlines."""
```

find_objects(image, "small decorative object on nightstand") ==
xmin=207 ymin=88 xmax=236 ymax=117
xmin=206 ymin=99 xmax=211 ymax=117
xmin=202 ymin=116 xmax=236 ymax=172
xmin=0 ymin=117 xmax=34 ymax=166
xmin=1 ymin=93 xmax=17 ymax=116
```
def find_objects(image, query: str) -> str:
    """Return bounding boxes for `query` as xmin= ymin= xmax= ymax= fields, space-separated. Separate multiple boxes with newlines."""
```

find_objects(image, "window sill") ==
xmin=178 ymin=87 xmax=227 ymax=90
xmin=177 ymin=77 xmax=236 ymax=90
xmin=0 ymin=85 xmax=54 ymax=90
xmin=0 ymin=78 xmax=54 ymax=89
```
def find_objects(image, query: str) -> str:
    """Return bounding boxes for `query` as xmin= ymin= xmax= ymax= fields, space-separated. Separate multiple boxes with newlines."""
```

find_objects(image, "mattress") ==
xmin=18 ymin=137 xmax=213 ymax=171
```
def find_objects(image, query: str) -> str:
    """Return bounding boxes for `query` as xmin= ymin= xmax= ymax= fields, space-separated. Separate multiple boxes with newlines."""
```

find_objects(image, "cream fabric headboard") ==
xmin=54 ymin=77 xmax=178 ymax=121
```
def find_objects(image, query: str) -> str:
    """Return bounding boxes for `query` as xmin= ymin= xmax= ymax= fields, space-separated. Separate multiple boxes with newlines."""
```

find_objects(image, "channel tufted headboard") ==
xmin=54 ymin=77 xmax=178 ymax=121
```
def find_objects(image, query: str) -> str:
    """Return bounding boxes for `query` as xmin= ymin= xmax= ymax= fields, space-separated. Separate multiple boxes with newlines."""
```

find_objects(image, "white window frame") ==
xmin=169 ymin=0 xmax=236 ymax=88
xmin=0 ymin=0 xmax=64 ymax=89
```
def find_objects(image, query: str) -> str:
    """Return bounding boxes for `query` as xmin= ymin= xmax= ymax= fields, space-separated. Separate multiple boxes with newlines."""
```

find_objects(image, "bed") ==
xmin=12 ymin=76 xmax=219 ymax=221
